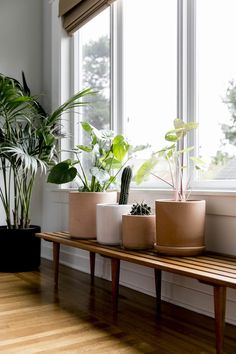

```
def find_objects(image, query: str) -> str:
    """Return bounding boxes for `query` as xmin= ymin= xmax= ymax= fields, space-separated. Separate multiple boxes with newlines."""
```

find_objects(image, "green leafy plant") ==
xmin=47 ymin=122 xmax=130 ymax=191
xmin=118 ymin=166 xmax=132 ymax=205
xmin=0 ymin=72 xmax=94 ymax=229
xmin=135 ymin=118 xmax=204 ymax=201
xmin=130 ymin=202 xmax=152 ymax=215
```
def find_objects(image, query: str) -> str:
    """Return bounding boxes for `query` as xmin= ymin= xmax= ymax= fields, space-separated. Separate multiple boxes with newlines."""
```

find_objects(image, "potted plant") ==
xmin=0 ymin=72 xmax=94 ymax=271
xmin=122 ymin=202 xmax=155 ymax=250
xmin=47 ymin=122 xmax=131 ymax=239
xmin=96 ymin=165 xmax=133 ymax=245
xmin=136 ymin=118 xmax=206 ymax=256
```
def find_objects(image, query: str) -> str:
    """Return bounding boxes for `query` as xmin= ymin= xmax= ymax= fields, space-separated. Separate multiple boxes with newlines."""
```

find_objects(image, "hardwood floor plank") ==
xmin=0 ymin=259 xmax=235 ymax=353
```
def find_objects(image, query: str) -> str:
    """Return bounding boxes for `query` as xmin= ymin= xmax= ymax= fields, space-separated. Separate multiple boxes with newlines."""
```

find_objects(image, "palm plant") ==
xmin=0 ymin=72 xmax=94 ymax=229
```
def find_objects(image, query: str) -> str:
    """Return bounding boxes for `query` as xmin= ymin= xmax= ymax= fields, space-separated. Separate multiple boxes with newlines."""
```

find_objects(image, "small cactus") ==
xmin=118 ymin=166 xmax=132 ymax=205
xmin=130 ymin=202 xmax=152 ymax=215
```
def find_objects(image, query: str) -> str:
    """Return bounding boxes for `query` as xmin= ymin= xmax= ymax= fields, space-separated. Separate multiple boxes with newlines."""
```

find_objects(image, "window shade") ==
xmin=59 ymin=0 xmax=115 ymax=35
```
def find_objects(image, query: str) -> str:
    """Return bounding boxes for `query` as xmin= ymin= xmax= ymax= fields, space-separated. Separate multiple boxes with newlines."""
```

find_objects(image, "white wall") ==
xmin=0 ymin=0 xmax=43 ymax=94
xmin=0 ymin=0 xmax=44 ymax=225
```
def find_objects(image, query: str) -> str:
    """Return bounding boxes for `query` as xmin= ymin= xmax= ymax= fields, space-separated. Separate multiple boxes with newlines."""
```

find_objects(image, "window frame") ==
xmin=54 ymin=0 xmax=236 ymax=192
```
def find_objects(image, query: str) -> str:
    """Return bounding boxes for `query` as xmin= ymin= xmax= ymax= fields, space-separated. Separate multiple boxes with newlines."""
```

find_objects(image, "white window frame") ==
xmin=53 ymin=0 xmax=236 ymax=192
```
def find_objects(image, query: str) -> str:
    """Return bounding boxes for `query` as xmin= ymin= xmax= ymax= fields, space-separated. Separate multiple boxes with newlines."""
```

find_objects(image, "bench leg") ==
xmin=90 ymin=252 xmax=96 ymax=285
xmin=53 ymin=242 xmax=60 ymax=289
xmin=154 ymin=269 xmax=162 ymax=317
xmin=214 ymin=286 xmax=226 ymax=354
xmin=111 ymin=258 xmax=120 ymax=310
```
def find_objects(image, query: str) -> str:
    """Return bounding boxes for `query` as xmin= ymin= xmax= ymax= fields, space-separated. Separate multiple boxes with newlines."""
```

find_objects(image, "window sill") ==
xmin=51 ymin=186 xmax=236 ymax=197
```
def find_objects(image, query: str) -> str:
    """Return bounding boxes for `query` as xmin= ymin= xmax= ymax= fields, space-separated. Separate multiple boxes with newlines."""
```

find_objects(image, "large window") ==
xmin=196 ymin=0 xmax=236 ymax=185
xmin=68 ymin=0 xmax=236 ymax=190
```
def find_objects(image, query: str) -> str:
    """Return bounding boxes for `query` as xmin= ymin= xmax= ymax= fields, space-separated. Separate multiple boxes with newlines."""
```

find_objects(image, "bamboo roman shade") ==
xmin=59 ymin=0 xmax=115 ymax=34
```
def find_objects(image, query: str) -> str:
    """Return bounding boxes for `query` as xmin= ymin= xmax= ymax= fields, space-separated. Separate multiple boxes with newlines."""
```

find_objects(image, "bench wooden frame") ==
xmin=36 ymin=231 xmax=236 ymax=354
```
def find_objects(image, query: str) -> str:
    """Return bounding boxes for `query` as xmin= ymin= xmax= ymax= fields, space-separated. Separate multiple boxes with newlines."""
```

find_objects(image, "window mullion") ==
xmin=111 ymin=0 xmax=124 ymax=135
xmin=187 ymin=0 xmax=197 ymax=183
xmin=178 ymin=0 xmax=196 ymax=184
xmin=177 ymin=0 xmax=184 ymax=120
xmin=187 ymin=0 xmax=196 ymax=124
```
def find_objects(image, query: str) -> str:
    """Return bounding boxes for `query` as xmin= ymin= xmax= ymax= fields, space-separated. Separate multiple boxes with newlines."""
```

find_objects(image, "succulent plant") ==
xmin=130 ymin=202 xmax=152 ymax=215
xmin=119 ymin=166 xmax=132 ymax=205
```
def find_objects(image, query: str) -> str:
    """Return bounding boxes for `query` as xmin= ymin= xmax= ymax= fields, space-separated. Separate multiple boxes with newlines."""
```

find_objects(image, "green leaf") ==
xmin=166 ymin=119 xmax=199 ymax=142
xmin=103 ymin=157 xmax=123 ymax=169
xmin=165 ymin=130 xmax=179 ymax=142
xmin=135 ymin=156 xmax=158 ymax=185
xmin=190 ymin=156 xmax=205 ymax=169
xmin=112 ymin=135 xmax=129 ymax=161
xmin=80 ymin=121 xmax=94 ymax=134
xmin=90 ymin=167 xmax=110 ymax=183
xmin=47 ymin=160 xmax=77 ymax=184
xmin=100 ymin=130 xmax=114 ymax=140
xmin=174 ymin=118 xmax=198 ymax=134
xmin=76 ymin=144 xmax=93 ymax=153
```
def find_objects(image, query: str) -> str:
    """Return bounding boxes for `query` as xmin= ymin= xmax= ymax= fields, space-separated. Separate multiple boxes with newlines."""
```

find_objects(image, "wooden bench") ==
xmin=36 ymin=231 xmax=236 ymax=354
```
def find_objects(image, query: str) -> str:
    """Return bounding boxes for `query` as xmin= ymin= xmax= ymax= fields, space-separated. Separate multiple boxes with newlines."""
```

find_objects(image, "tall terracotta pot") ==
xmin=69 ymin=191 xmax=117 ymax=239
xmin=155 ymin=199 xmax=206 ymax=256
xmin=122 ymin=214 xmax=155 ymax=250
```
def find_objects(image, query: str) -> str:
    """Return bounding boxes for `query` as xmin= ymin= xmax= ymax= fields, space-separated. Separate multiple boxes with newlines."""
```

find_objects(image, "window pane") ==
xmin=77 ymin=8 xmax=111 ymax=132
xmin=197 ymin=0 xmax=236 ymax=181
xmin=72 ymin=9 xmax=111 ymax=188
xmin=123 ymin=0 xmax=177 ymax=184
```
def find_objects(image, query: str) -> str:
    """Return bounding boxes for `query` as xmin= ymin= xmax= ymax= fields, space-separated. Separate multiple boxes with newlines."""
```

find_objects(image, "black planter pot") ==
xmin=0 ymin=225 xmax=41 ymax=272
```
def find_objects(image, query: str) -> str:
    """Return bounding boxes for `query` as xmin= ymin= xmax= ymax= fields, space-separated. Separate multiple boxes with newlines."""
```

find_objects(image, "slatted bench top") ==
xmin=36 ymin=231 xmax=236 ymax=289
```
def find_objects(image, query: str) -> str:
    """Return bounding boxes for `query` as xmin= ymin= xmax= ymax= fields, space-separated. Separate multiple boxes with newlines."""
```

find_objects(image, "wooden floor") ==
xmin=0 ymin=260 xmax=235 ymax=353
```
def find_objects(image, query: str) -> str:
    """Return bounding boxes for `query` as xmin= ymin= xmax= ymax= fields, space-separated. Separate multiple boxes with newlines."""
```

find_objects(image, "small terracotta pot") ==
xmin=122 ymin=214 xmax=155 ymax=250
xmin=96 ymin=204 xmax=132 ymax=245
xmin=155 ymin=199 xmax=206 ymax=256
xmin=69 ymin=191 xmax=117 ymax=239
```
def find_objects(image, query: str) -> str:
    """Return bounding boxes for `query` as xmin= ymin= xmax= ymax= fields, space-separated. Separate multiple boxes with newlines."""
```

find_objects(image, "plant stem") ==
xmin=150 ymin=172 xmax=174 ymax=189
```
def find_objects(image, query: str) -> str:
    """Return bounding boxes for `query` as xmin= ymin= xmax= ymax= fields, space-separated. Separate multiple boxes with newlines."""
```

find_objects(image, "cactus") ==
xmin=118 ymin=166 xmax=132 ymax=205
xmin=130 ymin=202 xmax=152 ymax=215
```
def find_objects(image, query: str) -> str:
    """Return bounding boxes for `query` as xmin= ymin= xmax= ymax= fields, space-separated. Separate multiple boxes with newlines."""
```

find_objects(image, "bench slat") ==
xmin=37 ymin=232 xmax=236 ymax=289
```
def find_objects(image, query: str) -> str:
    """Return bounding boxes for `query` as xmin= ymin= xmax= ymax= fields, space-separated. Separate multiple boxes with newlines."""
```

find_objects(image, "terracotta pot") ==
xmin=155 ymin=199 xmax=206 ymax=256
xmin=122 ymin=214 xmax=155 ymax=250
xmin=96 ymin=204 xmax=132 ymax=245
xmin=69 ymin=191 xmax=117 ymax=239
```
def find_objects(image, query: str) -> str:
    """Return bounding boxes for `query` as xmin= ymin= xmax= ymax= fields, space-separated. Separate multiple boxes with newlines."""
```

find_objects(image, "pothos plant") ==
xmin=135 ymin=118 xmax=204 ymax=201
xmin=0 ymin=72 xmax=94 ymax=229
xmin=47 ymin=121 xmax=130 ymax=191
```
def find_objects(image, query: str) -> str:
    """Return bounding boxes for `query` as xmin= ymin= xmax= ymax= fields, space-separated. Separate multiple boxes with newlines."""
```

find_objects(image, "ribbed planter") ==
xmin=96 ymin=203 xmax=132 ymax=245
xmin=155 ymin=199 xmax=206 ymax=256
xmin=0 ymin=225 xmax=41 ymax=272
xmin=69 ymin=191 xmax=117 ymax=239
xmin=122 ymin=214 xmax=155 ymax=250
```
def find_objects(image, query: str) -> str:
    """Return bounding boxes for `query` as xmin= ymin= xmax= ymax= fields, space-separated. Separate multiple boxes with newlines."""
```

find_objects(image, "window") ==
xmin=196 ymin=0 xmax=236 ymax=186
xmin=123 ymin=0 xmax=177 ymax=153
xmin=65 ymin=0 xmax=236 ymax=190
xmin=73 ymin=8 xmax=111 ymax=136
